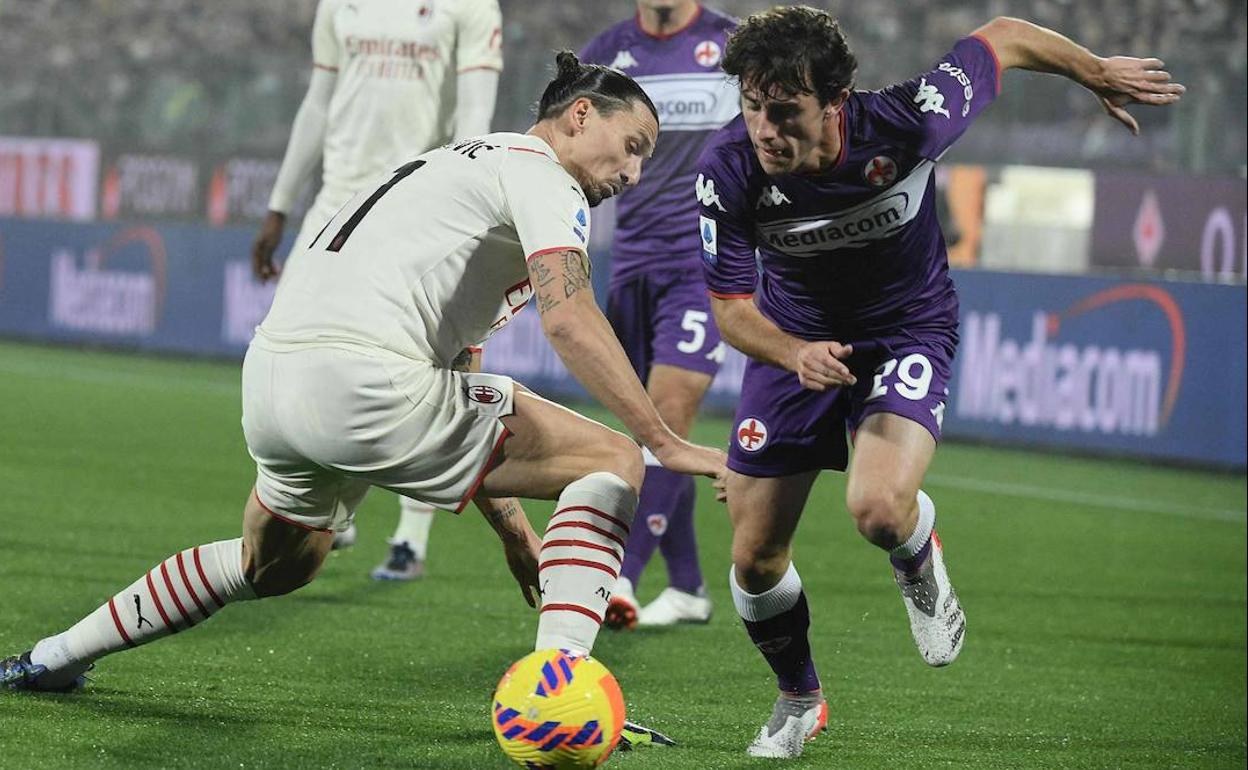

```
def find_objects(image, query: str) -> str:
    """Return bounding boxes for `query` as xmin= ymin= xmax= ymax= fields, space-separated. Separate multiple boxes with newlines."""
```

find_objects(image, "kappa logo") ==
xmin=937 ymin=61 xmax=975 ymax=117
xmin=756 ymin=185 xmax=791 ymax=208
xmin=735 ymin=417 xmax=768 ymax=452
xmin=467 ymin=385 xmax=504 ymax=404
xmin=693 ymin=39 xmax=721 ymax=67
xmin=864 ymin=155 xmax=898 ymax=187
xmin=610 ymin=50 xmax=638 ymax=70
xmin=695 ymin=173 xmax=725 ymax=212
xmin=913 ymin=77 xmax=950 ymax=118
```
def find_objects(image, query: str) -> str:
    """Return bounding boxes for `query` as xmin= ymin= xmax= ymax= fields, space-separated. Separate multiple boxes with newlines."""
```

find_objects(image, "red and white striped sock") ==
xmin=29 ymin=538 xmax=255 ymax=688
xmin=535 ymin=472 xmax=637 ymax=655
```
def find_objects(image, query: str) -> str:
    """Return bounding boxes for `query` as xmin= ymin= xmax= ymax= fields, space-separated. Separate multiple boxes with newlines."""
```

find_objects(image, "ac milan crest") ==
xmin=864 ymin=155 xmax=897 ymax=187
xmin=466 ymin=385 xmax=503 ymax=404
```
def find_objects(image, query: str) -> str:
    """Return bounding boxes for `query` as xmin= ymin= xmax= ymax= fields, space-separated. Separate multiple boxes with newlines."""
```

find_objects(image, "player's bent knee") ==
xmin=245 ymin=554 xmax=324 ymax=598
xmin=597 ymin=431 xmax=644 ymax=493
xmin=732 ymin=541 xmax=790 ymax=587
xmin=846 ymin=488 xmax=914 ymax=546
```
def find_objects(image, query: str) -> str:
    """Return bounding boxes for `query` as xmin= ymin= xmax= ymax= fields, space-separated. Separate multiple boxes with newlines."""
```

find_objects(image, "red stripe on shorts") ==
xmin=252 ymin=490 xmax=333 ymax=533
xmin=455 ymin=427 xmax=513 ymax=514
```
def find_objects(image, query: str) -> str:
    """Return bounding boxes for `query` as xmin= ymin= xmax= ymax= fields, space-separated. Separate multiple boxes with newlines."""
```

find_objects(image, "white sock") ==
xmin=891 ymin=489 xmax=936 ymax=559
xmin=393 ymin=498 xmax=437 ymax=560
xmin=729 ymin=561 xmax=802 ymax=621
xmin=29 ymin=538 xmax=255 ymax=688
xmin=535 ymin=472 xmax=637 ymax=654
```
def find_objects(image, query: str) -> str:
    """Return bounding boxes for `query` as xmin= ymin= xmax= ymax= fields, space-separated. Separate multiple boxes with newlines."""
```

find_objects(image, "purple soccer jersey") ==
xmin=580 ymin=5 xmax=738 ymax=283
xmin=696 ymin=36 xmax=1001 ymax=475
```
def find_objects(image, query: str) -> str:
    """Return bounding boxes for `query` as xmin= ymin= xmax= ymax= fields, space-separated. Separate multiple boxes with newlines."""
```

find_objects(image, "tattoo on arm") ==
xmin=484 ymin=499 xmax=520 ymax=526
xmin=561 ymin=251 xmax=591 ymax=299
xmin=530 ymin=249 xmax=588 ymax=315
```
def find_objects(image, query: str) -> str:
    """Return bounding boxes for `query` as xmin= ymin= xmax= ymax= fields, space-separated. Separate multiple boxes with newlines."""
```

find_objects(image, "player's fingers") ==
xmin=798 ymin=373 xmax=828 ymax=392
xmin=1138 ymin=57 xmax=1164 ymax=70
xmin=1108 ymin=103 xmax=1140 ymax=135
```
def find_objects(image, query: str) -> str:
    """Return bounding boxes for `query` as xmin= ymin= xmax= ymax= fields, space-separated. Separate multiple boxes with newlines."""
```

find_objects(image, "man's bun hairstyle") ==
xmin=536 ymin=50 xmax=658 ymax=122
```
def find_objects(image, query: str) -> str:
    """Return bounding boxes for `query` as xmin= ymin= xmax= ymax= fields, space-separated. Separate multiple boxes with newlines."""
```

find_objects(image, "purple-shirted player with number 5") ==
xmin=579 ymin=0 xmax=738 ymax=630
xmin=698 ymin=7 xmax=1184 ymax=758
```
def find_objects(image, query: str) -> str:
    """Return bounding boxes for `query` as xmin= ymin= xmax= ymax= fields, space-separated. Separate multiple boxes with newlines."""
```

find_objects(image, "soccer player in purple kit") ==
xmin=579 ymin=0 xmax=738 ymax=629
xmin=697 ymin=6 xmax=1185 ymax=758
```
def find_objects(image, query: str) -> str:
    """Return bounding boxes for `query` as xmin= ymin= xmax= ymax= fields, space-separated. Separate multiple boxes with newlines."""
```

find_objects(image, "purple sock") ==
xmin=619 ymin=464 xmax=685 ymax=587
xmin=889 ymin=533 xmax=932 ymax=576
xmin=742 ymin=592 xmax=821 ymax=694
xmin=652 ymin=468 xmax=702 ymax=593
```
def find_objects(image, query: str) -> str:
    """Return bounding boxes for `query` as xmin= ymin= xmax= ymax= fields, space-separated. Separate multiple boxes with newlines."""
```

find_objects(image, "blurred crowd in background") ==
xmin=2 ymin=0 xmax=1245 ymax=174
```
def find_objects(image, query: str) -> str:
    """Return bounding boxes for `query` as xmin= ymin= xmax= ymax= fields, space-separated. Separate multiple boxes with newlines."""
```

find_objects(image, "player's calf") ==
xmin=535 ymin=472 xmax=637 ymax=653
xmin=11 ymin=538 xmax=257 ymax=691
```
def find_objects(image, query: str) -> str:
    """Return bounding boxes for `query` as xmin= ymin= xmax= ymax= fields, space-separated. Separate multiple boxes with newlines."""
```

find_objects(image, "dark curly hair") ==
xmin=723 ymin=6 xmax=858 ymax=105
xmin=536 ymin=50 xmax=658 ymax=122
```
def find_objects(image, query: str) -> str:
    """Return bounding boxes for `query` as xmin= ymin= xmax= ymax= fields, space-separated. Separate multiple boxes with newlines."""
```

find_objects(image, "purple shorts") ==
xmin=728 ymin=332 xmax=955 ymax=477
xmin=606 ymin=268 xmax=723 ymax=381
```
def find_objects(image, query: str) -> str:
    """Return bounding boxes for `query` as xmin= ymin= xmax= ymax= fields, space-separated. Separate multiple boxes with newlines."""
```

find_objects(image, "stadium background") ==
xmin=0 ymin=1 xmax=1244 ymax=768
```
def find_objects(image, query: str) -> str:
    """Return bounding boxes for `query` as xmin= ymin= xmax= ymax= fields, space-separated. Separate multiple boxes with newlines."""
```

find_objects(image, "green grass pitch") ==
xmin=0 ymin=340 xmax=1244 ymax=769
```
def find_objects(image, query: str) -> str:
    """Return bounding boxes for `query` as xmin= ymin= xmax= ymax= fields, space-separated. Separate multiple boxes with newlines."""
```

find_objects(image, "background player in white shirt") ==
xmin=4 ymin=56 xmax=726 ymax=722
xmin=250 ymin=0 xmax=504 ymax=580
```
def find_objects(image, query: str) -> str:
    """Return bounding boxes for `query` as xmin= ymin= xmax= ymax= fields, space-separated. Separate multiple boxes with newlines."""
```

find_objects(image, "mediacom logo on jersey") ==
xmin=955 ymin=285 xmax=1184 ymax=437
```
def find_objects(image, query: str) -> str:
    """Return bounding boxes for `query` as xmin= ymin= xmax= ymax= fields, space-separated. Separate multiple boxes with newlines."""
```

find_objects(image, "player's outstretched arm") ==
xmin=710 ymin=296 xmax=856 ymax=392
xmin=972 ymin=16 xmax=1185 ymax=135
xmin=527 ymin=248 xmax=726 ymax=482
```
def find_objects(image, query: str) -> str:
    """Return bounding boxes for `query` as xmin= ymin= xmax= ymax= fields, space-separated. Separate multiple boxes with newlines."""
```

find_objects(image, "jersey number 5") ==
xmin=312 ymin=160 xmax=426 ymax=252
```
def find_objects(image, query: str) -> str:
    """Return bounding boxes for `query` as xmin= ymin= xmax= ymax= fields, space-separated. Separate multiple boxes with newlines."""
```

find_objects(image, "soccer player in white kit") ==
xmin=4 ymin=55 xmax=727 ymax=712
xmin=251 ymin=0 xmax=505 ymax=580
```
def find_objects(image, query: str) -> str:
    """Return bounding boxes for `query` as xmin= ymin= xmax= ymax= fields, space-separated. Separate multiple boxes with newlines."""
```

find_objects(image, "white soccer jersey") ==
xmin=312 ymin=0 xmax=502 ymax=209
xmin=257 ymin=133 xmax=591 ymax=367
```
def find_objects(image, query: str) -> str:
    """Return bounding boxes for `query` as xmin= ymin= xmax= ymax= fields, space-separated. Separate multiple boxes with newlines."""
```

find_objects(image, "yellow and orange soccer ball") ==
xmin=492 ymin=649 xmax=626 ymax=769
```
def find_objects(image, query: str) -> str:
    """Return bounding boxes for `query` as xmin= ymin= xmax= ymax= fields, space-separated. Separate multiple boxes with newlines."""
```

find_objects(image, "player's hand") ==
xmin=791 ymin=340 xmax=855 ymax=392
xmin=1090 ymin=56 xmax=1186 ymax=135
xmin=501 ymin=528 xmax=543 ymax=609
xmin=251 ymin=210 xmax=287 ymax=282
xmin=651 ymin=439 xmax=728 ymax=500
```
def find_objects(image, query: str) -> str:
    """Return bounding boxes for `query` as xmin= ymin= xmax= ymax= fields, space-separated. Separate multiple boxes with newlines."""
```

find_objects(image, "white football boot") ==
xmin=603 ymin=576 xmax=641 ymax=630
xmin=895 ymin=531 xmax=965 ymax=666
xmin=637 ymin=587 xmax=712 ymax=626
xmin=747 ymin=695 xmax=828 ymax=758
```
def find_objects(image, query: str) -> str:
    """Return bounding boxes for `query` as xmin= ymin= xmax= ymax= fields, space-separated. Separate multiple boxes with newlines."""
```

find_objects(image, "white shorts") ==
xmin=241 ymin=342 xmax=514 ymax=532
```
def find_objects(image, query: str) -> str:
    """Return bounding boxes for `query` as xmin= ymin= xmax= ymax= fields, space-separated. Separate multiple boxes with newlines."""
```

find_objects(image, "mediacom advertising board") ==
xmin=0 ymin=218 xmax=1243 ymax=468
xmin=947 ymin=270 xmax=1245 ymax=468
